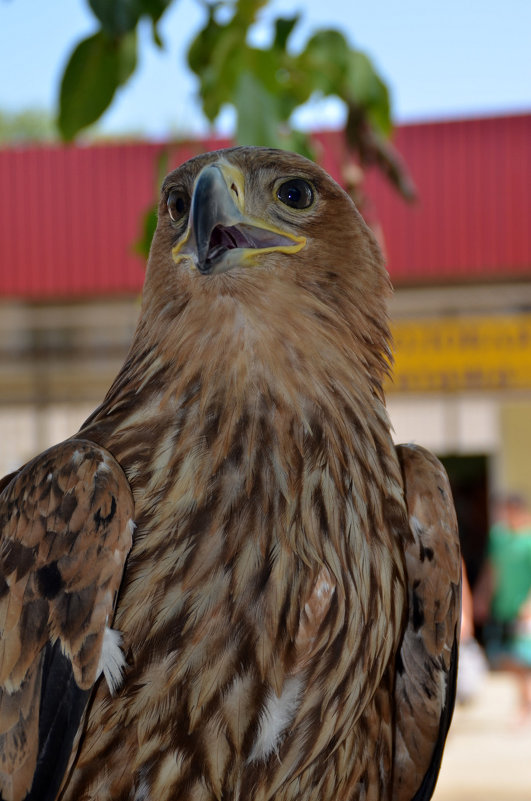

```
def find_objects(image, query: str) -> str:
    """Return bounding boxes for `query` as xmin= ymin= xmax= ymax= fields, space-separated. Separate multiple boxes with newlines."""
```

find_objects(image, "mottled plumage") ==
xmin=0 ymin=147 xmax=461 ymax=800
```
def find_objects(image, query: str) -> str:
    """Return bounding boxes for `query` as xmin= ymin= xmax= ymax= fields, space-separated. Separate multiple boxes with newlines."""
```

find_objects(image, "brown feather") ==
xmin=0 ymin=440 xmax=133 ymax=800
xmin=393 ymin=444 xmax=461 ymax=800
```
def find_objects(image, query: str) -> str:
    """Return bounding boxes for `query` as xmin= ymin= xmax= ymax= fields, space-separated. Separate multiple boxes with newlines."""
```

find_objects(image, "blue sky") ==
xmin=1 ymin=0 xmax=530 ymax=138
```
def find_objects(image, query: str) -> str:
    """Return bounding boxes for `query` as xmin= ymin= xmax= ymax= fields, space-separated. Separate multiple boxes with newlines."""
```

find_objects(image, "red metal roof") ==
xmin=0 ymin=114 xmax=529 ymax=299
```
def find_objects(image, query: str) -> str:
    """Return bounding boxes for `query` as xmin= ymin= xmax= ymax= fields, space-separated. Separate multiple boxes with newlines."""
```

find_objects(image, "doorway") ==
xmin=439 ymin=453 xmax=489 ymax=589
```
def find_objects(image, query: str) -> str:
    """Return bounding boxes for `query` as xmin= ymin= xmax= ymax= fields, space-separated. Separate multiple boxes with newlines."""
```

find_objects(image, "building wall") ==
xmin=388 ymin=393 xmax=501 ymax=455
xmin=498 ymin=401 xmax=531 ymax=505
xmin=0 ymin=403 xmax=94 ymax=475
xmin=0 ymin=297 xmax=138 ymax=474
xmin=387 ymin=281 xmax=531 ymax=504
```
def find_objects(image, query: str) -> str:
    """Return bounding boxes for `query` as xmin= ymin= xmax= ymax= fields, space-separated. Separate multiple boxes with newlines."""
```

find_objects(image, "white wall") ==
xmin=388 ymin=394 xmax=500 ymax=455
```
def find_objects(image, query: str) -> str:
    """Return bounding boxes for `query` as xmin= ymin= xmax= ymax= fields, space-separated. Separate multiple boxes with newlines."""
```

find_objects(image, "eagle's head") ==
xmin=147 ymin=146 xmax=385 ymax=279
xmin=142 ymin=146 xmax=392 ymax=403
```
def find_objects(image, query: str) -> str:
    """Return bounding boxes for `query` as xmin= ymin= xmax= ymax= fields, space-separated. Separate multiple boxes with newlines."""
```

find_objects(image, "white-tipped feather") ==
xmin=249 ymin=676 xmax=303 ymax=763
xmin=98 ymin=626 xmax=127 ymax=694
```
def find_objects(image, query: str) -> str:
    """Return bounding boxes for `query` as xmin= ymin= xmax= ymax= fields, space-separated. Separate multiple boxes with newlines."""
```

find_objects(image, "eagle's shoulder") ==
xmin=0 ymin=438 xmax=134 ymax=801
xmin=393 ymin=443 xmax=461 ymax=800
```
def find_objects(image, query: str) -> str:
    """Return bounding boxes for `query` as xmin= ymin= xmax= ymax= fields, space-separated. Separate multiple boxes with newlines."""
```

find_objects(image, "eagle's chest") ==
xmin=71 ymin=402 xmax=407 ymax=799
xmin=109 ymin=398 xmax=402 ymax=649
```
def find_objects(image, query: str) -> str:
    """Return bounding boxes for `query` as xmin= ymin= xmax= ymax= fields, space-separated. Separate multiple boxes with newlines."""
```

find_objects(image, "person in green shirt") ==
xmin=478 ymin=494 xmax=531 ymax=721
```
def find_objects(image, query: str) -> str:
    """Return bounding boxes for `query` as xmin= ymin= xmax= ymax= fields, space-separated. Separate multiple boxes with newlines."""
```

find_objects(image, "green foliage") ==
xmin=134 ymin=203 xmax=159 ymax=260
xmin=58 ymin=0 xmax=173 ymax=141
xmin=133 ymin=149 xmax=169 ymax=258
xmin=53 ymin=0 xmax=415 ymax=255
xmin=89 ymin=0 xmax=172 ymax=37
xmin=59 ymin=30 xmax=137 ymax=141
xmin=186 ymin=1 xmax=403 ymax=169
xmin=57 ymin=0 xmax=395 ymax=158
xmin=298 ymin=30 xmax=392 ymax=134
xmin=188 ymin=2 xmax=322 ymax=153
xmin=0 ymin=109 xmax=57 ymax=143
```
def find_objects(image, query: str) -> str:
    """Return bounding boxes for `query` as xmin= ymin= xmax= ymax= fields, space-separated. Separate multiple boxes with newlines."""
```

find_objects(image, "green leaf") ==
xmin=117 ymin=30 xmax=138 ymax=85
xmin=245 ymin=46 xmax=283 ymax=95
xmin=151 ymin=21 xmax=164 ymax=49
xmin=137 ymin=0 xmax=174 ymax=25
xmin=89 ymin=0 xmax=140 ymax=35
xmin=58 ymin=30 xmax=137 ymax=141
xmin=187 ymin=8 xmax=223 ymax=76
xmin=134 ymin=204 xmax=158 ymax=258
xmin=234 ymin=71 xmax=281 ymax=147
xmin=233 ymin=0 xmax=269 ymax=28
xmin=134 ymin=149 xmax=169 ymax=257
xmin=273 ymin=15 xmax=299 ymax=51
xmin=89 ymin=0 xmax=173 ymax=35
xmin=297 ymin=29 xmax=350 ymax=95
xmin=344 ymin=49 xmax=392 ymax=135
xmin=188 ymin=10 xmax=248 ymax=123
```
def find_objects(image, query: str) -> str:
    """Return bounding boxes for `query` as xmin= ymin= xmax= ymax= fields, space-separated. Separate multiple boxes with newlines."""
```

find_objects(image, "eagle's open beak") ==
xmin=172 ymin=162 xmax=306 ymax=274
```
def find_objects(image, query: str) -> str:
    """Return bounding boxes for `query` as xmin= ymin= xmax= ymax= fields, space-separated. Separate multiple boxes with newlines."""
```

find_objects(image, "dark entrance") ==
xmin=439 ymin=453 xmax=489 ymax=590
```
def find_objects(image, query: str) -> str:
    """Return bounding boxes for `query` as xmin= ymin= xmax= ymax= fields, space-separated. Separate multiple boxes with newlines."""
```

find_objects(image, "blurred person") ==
xmin=475 ymin=493 xmax=531 ymax=722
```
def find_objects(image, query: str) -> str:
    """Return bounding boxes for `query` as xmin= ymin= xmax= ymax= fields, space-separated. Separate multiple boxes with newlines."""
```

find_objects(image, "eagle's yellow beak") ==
xmin=172 ymin=161 xmax=306 ymax=274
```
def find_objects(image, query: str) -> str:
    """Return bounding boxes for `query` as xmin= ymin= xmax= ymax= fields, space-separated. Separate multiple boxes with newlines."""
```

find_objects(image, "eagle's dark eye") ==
xmin=167 ymin=188 xmax=189 ymax=223
xmin=277 ymin=179 xmax=314 ymax=210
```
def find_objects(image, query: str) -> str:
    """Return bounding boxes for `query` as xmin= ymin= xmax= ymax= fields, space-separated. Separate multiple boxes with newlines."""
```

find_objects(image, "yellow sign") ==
xmin=388 ymin=314 xmax=531 ymax=393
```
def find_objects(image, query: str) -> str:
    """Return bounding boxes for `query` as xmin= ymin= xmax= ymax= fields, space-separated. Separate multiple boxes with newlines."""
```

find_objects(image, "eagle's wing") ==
xmin=0 ymin=439 xmax=134 ymax=801
xmin=393 ymin=444 xmax=461 ymax=801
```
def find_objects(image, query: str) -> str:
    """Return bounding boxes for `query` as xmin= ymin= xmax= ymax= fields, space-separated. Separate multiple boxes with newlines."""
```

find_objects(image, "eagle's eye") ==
xmin=167 ymin=188 xmax=190 ymax=223
xmin=277 ymin=179 xmax=314 ymax=210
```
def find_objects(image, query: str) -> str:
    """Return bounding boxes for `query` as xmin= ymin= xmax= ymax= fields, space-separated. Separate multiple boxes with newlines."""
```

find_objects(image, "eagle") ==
xmin=0 ymin=147 xmax=461 ymax=801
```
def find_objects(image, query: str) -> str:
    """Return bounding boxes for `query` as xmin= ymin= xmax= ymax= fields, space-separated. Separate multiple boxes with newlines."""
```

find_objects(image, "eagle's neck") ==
xmin=79 ymin=287 xmax=402 ymax=549
xmin=82 ymin=284 xmax=390 ymax=446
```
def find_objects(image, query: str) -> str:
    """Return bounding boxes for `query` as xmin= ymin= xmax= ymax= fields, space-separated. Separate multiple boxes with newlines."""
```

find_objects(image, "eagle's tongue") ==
xmin=205 ymin=223 xmax=296 ymax=269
